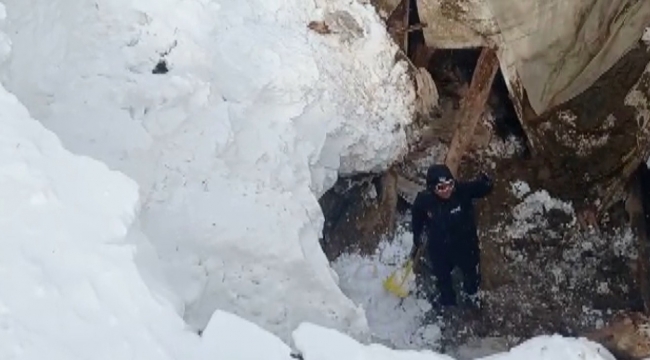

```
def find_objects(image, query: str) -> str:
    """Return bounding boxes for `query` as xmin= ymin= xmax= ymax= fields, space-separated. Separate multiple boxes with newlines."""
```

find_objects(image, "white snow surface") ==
xmin=0 ymin=70 xmax=201 ymax=359
xmin=204 ymin=310 xmax=616 ymax=360
xmin=293 ymin=323 xmax=614 ymax=360
xmin=332 ymin=227 xmax=441 ymax=350
xmin=0 ymin=0 xmax=415 ymax=342
xmin=507 ymin=189 xmax=575 ymax=240
xmin=478 ymin=336 xmax=616 ymax=360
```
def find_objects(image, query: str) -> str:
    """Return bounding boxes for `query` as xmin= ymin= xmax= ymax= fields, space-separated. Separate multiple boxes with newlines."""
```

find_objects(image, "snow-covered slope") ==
xmin=0 ymin=0 xmax=414 ymax=341
xmin=0 ymin=70 xmax=202 ymax=359
xmin=202 ymin=311 xmax=616 ymax=360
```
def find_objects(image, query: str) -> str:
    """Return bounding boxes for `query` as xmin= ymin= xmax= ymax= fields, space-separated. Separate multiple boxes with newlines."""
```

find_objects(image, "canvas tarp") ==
xmin=417 ymin=0 xmax=650 ymax=116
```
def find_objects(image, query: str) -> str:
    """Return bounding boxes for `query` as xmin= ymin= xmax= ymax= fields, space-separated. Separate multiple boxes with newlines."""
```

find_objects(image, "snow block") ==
xmin=478 ymin=335 xmax=616 ymax=360
xmin=199 ymin=310 xmax=293 ymax=360
xmin=0 ymin=0 xmax=414 ymax=343
xmin=293 ymin=322 xmax=454 ymax=360
xmin=0 ymin=82 xmax=199 ymax=358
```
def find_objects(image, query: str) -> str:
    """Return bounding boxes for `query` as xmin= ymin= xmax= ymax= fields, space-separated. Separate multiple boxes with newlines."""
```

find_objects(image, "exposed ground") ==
xmin=432 ymin=144 xmax=638 ymax=353
xmin=322 ymin=34 xmax=650 ymax=359
xmin=327 ymin=134 xmax=641 ymax=359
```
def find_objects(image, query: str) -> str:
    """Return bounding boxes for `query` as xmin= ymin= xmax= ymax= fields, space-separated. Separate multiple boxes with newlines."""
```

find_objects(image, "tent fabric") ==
xmin=417 ymin=0 xmax=650 ymax=116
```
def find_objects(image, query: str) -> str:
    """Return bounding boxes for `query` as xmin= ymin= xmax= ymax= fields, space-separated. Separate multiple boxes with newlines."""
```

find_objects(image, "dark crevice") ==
xmin=426 ymin=47 xmax=530 ymax=155
xmin=152 ymin=59 xmax=169 ymax=74
xmin=406 ymin=0 xmax=425 ymax=58
xmin=639 ymin=163 xmax=650 ymax=239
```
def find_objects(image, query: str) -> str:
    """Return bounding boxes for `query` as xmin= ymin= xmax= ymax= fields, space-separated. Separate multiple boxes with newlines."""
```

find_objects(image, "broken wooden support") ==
xmin=444 ymin=47 xmax=500 ymax=177
xmin=395 ymin=49 xmax=439 ymax=119
xmin=410 ymin=44 xmax=434 ymax=68
xmin=401 ymin=0 xmax=410 ymax=53
xmin=385 ymin=0 xmax=409 ymax=52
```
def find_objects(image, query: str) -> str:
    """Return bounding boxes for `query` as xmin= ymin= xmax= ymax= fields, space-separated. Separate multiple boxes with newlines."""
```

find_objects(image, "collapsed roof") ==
xmin=414 ymin=0 xmax=650 ymax=118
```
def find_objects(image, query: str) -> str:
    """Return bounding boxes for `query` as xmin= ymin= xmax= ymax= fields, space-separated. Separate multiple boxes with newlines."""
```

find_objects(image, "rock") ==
xmin=524 ymin=44 xmax=650 ymax=214
xmin=585 ymin=312 xmax=650 ymax=360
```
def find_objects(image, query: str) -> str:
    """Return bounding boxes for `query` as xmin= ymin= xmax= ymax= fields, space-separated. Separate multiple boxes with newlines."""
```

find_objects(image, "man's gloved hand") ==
xmin=479 ymin=171 xmax=492 ymax=186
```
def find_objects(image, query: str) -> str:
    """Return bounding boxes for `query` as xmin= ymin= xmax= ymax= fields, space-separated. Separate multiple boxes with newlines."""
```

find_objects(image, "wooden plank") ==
xmin=444 ymin=47 xmax=499 ymax=177
xmin=411 ymin=43 xmax=435 ymax=68
xmin=402 ymin=0 xmax=410 ymax=53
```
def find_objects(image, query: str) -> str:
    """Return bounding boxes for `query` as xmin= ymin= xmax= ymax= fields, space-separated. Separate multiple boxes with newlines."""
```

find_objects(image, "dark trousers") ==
xmin=418 ymin=240 xmax=481 ymax=306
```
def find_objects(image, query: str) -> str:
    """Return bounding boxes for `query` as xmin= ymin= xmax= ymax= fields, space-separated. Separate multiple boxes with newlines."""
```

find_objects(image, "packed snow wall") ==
xmin=0 ymin=54 xmax=205 ymax=359
xmin=0 ymin=0 xmax=415 ymax=341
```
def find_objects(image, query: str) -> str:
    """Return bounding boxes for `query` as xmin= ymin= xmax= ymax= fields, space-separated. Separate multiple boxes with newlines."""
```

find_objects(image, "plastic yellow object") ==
xmin=383 ymin=259 xmax=414 ymax=298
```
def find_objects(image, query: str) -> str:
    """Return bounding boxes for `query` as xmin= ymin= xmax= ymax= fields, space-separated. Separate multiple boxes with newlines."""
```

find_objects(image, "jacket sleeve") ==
xmin=411 ymin=194 xmax=427 ymax=249
xmin=459 ymin=173 xmax=494 ymax=199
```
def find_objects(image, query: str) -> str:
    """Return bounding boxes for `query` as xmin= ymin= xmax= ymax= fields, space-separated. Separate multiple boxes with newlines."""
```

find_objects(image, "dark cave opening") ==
xmin=426 ymin=47 xmax=529 ymax=150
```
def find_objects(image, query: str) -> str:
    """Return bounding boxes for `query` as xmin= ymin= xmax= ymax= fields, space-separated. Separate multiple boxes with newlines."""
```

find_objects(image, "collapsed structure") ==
xmin=372 ymin=0 xmax=650 ymax=216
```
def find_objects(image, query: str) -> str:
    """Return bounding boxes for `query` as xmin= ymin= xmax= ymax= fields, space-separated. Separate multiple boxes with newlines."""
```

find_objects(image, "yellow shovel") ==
xmin=383 ymin=245 xmax=425 ymax=298
xmin=383 ymin=259 xmax=414 ymax=298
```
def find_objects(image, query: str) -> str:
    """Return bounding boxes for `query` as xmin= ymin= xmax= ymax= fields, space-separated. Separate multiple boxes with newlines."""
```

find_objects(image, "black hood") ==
xmin=426 ymin=164 xmax=454 ymax=188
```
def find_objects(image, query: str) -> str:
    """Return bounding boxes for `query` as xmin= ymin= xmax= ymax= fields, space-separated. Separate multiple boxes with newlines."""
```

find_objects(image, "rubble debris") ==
xmin=585 ymin=312 xmax=650 ymax=360
xmin=308 ymin=21 xmax=331 ymax=35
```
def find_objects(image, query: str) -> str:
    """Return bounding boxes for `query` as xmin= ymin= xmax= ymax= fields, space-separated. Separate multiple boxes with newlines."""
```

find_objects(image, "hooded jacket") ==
xmin=411 ymin=164 xmax=493 ymax=254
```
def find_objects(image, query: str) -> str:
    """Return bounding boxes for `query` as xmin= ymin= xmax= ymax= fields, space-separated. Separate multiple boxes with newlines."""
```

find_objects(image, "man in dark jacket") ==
xmin=410 ymin=164 xmax=493 ymax=307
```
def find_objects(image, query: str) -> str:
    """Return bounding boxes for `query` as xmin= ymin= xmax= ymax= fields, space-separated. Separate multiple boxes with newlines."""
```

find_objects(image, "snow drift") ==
xmin=203 ymin=311 xmax=616 ymax=360
xmin=0 ymin=67 xmax=201 ymax=359
xmin=0 ymin=0 xmax=414 ymax=341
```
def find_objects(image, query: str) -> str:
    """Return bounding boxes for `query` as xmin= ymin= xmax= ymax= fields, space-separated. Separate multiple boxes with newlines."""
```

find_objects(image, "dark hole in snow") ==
xmin=319 ymin=172 xmax=398 ymax=260
xmin=397 ymin=194 xmax=412 ymax=214
xmin=406 ymin=0 xmax=425 ymax=58
xmin=546 ymin=208 xmax=573 ymax=229
xmin=152 ymin=59 xmax=169 ymax=74
xmin=639 ymin=163 xmax=650 ymax=239
xmin=427 ymin=48 xmax=531 ymax=156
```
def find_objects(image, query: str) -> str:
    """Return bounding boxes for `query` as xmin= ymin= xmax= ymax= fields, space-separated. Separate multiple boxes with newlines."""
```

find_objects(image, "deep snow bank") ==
xmin=0 ymin=64 xmax=201 ymax=359
xmin=200 ymin=310 xmax=616 ymax=360
xmin=478 ymin=336 xmax=616 ymax=360
xmin=0 ymin=0 xmax=414 ymax=341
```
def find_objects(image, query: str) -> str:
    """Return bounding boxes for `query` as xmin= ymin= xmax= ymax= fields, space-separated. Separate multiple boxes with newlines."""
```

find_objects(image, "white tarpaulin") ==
xmin=417 ymin=0 xmax=650 ymax=116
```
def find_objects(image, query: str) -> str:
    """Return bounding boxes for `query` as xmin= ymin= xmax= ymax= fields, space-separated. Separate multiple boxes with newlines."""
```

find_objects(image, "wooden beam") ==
xmin=444 ymin=47 xmax=499 ymax=177
xmin=411 ymin=43 xmax=434 ymax=68
xmin=402 ymin=0 xmax=410 ymax=53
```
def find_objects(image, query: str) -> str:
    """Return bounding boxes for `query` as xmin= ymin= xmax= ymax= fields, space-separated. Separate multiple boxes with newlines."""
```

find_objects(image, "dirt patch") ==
xmin=320 ymin=170 xmax=399 ymax=260
xmin=525 ymin=44 xmax=650 ymax=209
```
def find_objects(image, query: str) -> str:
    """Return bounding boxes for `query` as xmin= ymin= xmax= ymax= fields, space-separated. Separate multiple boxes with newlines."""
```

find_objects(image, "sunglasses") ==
xmin=435 ymin=180 xmax=454 ymax=192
